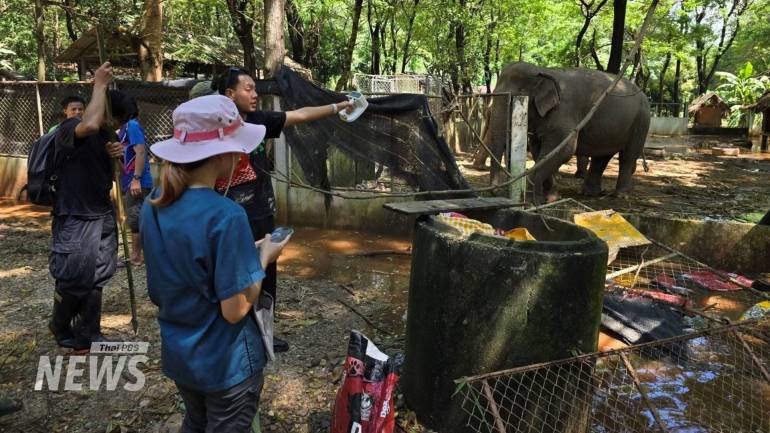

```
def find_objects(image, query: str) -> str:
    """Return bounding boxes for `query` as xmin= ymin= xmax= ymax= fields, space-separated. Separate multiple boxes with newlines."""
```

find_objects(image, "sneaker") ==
xmin=273 ymin=336 xmax=290 ymax=353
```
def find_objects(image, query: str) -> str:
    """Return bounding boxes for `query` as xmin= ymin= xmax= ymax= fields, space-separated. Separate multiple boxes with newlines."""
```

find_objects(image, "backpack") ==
xmin=26 ymin=130 xmax=61 ymax=206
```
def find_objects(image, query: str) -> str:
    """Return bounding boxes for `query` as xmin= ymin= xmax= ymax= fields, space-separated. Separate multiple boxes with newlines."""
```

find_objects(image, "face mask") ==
xmin=222 ymin=153 xmax=238 ymax=197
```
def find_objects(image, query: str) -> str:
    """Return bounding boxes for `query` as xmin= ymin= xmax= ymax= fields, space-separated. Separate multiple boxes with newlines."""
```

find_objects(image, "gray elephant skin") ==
xmin=477 ymin=62 xmax=650 ymax=203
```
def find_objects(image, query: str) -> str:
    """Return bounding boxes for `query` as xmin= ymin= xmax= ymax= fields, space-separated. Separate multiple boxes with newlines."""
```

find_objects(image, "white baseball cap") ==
xmin=151 ymin=95 xmax=266 ymax=164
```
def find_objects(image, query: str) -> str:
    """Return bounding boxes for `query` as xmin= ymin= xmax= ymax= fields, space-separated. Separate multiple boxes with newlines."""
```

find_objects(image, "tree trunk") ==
xmin=63 ymin=0 xmax=78 ymax=42
xmin=606 ymin=0 xmax=626 ymax=74
xmin=658 ymin=52 xmax=671 ymax=103
xmin=589 ymin=29 xmax=604 ymax=71
xmin=454 ymin=0 xmax=469 ymax=93
xmin=400 ymin=0 xmax=420 ymax=73
xmin=226 ymin=0 xmax=258 ymax=75
xmin=483 ymin=26 xmax=493 ymax=93
xmin=368 ymin=0 xmax=381 ymax=75
xmin=34 ymin=0 xmax=46 ymax=81
xmin=673 ymin=57 xmax=681 ymax=107
xmin=575 ymin=0 xmax=608 ymax=68
xmin=286 ymin=0 xmax=305 ymax=62
xmin=140 ymin=0 xmax=163 ymax=81
xmin=336 ymin=0 xmax=364 ymax=90
xmin=389 ymin=15 xmax=398 ymax=74
xmin=264 ymin=0 xmax=286 ymax=77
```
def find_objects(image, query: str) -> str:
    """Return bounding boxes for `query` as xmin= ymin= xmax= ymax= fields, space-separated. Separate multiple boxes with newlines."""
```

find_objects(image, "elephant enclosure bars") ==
xmin=455 ymin=198 xmax=770 ymax=433
xmin=457 ymin=317 xmax=770 ymax=433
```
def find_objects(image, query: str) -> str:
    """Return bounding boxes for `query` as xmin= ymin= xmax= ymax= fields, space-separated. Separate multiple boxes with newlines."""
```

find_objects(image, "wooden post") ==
xmin=481 ymin=380 xmax=507 ymax=433
xmin=507 ymin=95 xmax=527 ymax=202
xmin=34 ymin=83 xmax=44 ymax=136
xmin=619 ymin=352 xmax=670 ymax=433
xmin=272 ymin=95 xmax=291 ymax=225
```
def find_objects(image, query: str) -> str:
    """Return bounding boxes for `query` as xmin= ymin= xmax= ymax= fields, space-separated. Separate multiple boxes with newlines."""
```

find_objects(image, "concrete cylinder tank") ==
xmin=402 ymin=208 xmax=608 ymax=433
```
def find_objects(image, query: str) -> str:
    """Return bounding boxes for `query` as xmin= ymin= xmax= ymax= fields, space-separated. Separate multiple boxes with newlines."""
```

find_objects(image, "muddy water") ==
xmin=279 ymin=227 xmax=768 ymax=431
xmin=278 ymin=227 xmax=412 ymax=330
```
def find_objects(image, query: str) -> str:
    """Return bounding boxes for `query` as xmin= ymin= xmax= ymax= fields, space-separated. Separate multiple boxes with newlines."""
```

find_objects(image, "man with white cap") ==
xmin=141 ymin=95 xmax=289 ymax=432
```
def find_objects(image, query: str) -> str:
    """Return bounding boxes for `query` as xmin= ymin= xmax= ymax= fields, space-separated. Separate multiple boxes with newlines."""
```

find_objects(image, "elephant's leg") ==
xmin=575 ymin=155 xmax=589 ymax=179
xmin=615 ymin=111 xmax=649 ymax=196
xmin=614 ymin=151 xmax=639 ymax=196
xmin=529 ymin=133 xmax=576 ymax=204
xmin=581 ymin=155 xmax=612 ymax=196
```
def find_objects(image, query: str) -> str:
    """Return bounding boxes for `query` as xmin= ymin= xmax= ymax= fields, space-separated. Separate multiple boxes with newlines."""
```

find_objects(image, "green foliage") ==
xmin=0 ymin=0 xmax=766 ymax=96
xmin=715 ymin=62 xmax=770 ymax=126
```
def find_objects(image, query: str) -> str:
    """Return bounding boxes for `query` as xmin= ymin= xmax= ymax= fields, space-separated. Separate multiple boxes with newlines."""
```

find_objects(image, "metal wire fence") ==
xmin=457 ymin=317 xmax=770 ymax=433
xmin=0 ymin=80 xmax=195 ymax=157
xmin=450 ymin=198 xmax=770 ymax=433
xmin=353 ymin=73 xmax=445 ymax=96
xmin=528 ymin=198 xmax=766 ymax=316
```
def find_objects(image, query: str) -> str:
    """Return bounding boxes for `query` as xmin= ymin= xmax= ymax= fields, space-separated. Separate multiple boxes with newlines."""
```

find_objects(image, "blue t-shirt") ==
xmin=120 ymin=119 xmax=153 ymax=191
xmin=140 ymin=188 xmax=266 ymax=392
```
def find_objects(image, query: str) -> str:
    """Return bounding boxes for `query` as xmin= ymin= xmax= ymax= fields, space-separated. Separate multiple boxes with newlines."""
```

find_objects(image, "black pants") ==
xmin=176 ymin=372 xmax=264 ymax=433
xmin=49 ymin=213 xmax=117 ymax=297
xmin=248 ymin=215 xmax=277 ymax=301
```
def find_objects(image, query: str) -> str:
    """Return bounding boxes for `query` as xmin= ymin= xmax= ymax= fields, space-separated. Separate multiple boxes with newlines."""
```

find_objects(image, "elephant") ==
xmin=477 ymin=62 xmax=650 ymax=203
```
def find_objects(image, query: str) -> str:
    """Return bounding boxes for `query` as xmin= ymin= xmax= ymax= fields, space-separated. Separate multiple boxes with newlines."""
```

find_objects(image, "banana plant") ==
xmin=715 ymin=62 xmax=770 ymax=127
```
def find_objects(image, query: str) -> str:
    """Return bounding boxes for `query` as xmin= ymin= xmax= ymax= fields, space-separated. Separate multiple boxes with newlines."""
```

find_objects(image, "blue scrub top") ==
xmin=120 ymin=119 xmax=153 ymax=191
xmin=140 ymin=188 xmax=266 ymax=392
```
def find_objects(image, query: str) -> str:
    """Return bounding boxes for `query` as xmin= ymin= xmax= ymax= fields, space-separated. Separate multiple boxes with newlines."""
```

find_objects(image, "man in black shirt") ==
xmin=49 ymin=62 xmax=124 ymax=351
xmin=214 ymin=68 xmax=352 ymax=353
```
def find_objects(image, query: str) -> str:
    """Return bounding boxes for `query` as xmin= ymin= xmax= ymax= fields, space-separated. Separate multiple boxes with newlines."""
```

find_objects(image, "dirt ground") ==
xmin=459 ymin=136 xmax=770 ymax=222
xmin=2 ymin=135 xmax=769 ymax=433
xmin=0 ymin=202 xmax=414 ymax=433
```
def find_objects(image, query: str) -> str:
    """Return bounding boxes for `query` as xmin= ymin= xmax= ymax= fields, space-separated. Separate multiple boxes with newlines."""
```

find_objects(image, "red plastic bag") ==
xmin=331 ymin=331 xmax=404 ymax=433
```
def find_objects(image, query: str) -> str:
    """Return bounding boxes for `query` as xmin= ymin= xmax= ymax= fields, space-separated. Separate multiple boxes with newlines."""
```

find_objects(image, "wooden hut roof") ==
xmin=54 ymin=28 xmax=311 ymax=78
xmin=688 ymin=92 xmax=730 ymax=114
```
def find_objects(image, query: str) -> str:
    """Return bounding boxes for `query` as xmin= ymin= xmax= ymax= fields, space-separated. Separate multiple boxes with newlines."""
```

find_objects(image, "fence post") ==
xmin=35 ymin=83 xmax=44 ymax=137
xmin=507 ymin=95 xmax=528 ymax=202
xmin=272 ymin=95 xmax=291 ymax=225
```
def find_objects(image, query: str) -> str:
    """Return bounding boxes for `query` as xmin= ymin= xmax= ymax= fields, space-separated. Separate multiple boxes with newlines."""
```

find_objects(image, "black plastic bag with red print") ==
xmin=331 ymin=331 xmax=404 ymax=433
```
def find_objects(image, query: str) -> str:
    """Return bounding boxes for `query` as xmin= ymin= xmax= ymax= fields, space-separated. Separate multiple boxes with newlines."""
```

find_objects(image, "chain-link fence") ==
xmin=528 ymin=198 xmax=765 ymax=313
xmin=457 ymin=317 xmax=770 ymax=433
xmin=0 ymin=80 xmax=196 ymax=157
xmin=353 ymin=73 xmax=445 ymax=96
xmin=649 ymin=102 xmax=687 ymax=118
xmin=453 ymin=198 xmax=770 ymax=433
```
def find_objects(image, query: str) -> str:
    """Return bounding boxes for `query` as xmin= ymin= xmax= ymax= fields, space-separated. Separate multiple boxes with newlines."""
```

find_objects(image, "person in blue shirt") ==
xmin=112 ymin=93 xmax=153 ymax=266
xmin=141 ymin=94 xmax=289 ymax=432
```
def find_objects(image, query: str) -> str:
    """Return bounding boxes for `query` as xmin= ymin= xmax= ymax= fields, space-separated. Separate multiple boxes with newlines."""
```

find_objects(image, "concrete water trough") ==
xmin=400 ymin=208 xmax=608 ymax=433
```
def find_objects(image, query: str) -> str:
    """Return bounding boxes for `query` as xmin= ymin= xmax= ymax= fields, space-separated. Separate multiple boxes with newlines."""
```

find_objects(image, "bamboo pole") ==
xmin=96 ymin=24 xmax=138 ymax=334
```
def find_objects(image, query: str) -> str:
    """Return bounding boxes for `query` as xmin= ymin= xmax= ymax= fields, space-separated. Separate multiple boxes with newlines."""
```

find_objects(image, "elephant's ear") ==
xmin=533 ymin=74 xmax=560 ymax=117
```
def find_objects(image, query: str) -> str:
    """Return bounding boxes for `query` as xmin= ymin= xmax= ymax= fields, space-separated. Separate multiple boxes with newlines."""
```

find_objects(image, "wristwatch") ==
xmin=132 ymin=174 xmax=142 ymax=180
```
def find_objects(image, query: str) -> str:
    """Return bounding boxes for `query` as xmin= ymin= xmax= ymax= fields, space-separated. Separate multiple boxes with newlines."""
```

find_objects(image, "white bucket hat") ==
xmin=151 ymin=95 xmax=266 ymax=164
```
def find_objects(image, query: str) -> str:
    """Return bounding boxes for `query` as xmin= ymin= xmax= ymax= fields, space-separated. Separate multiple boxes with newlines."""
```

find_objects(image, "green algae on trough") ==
xmin=402 ymin=209 xmax=608 ymax=433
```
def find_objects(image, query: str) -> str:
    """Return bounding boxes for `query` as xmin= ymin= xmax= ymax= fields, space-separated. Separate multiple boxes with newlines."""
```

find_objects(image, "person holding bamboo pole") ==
xmin=48 ymin=61 xmax=124 ymax=352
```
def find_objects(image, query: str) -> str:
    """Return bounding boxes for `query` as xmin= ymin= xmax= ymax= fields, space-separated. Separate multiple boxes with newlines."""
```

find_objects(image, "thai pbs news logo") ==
xmin=34 ymin=342 xmax=148 ymax=391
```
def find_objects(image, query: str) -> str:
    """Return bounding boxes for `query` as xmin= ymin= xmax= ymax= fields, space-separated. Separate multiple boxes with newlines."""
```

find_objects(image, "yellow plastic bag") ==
xmin=573 ymin=210 xmax=650 ymax=249
xmin=574 ymin=210 xmax=650 ymax=265
xmin=435 ymin=214 xmax=495 ymax=237
xmin=503 ymin=227 xmax=536 ymax=241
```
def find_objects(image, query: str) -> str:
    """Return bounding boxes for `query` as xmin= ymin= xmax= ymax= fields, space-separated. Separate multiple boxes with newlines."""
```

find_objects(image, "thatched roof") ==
xmin=55 ymin=27 xmax=311 ymax=79
xmin=54 ymin=27 xmax=139 ymax=67
xmin=688 ymin=92 xmax=730 ymax=114
xmin=746 ymin=90 xmax=770 ymax=112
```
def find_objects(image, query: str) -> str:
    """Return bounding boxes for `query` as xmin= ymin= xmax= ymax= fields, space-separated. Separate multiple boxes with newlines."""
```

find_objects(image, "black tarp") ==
xmin=273 ymin=66 xmax=471 ymax=197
